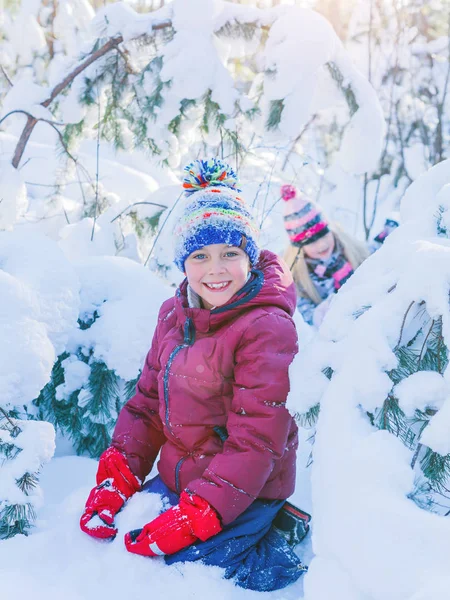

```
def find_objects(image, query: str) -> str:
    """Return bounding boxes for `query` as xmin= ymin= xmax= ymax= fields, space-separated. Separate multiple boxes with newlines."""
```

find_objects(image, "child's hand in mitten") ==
xmin=80 ymin=447 xmax=141 ymax=540
xmin=124 ymin=491 xmax=221 ymax=557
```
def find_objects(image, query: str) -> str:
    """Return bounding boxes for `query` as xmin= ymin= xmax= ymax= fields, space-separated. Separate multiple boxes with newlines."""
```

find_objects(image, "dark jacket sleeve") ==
xmin=187 ymin=311 xmax=298 ymax=525
xmin=112 ymin=322 xmax=166 ymax=482
xmin=297 ymin=295 xmax=316 ymax=325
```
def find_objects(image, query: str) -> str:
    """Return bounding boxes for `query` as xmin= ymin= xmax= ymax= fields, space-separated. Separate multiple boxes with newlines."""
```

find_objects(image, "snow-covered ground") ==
xmin=0 ymin=428 xmax=314 ymax=600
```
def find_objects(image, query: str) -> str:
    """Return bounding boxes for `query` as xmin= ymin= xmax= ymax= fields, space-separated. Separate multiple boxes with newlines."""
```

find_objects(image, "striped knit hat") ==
xmin=281 ymin=184 xmax=330 ymax=247
xmin=173 ymin=159 xmax=260 ymax=271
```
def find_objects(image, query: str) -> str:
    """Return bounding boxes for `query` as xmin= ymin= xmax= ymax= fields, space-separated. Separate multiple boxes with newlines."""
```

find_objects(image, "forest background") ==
xmin=2 ymin=1 xmax=450 ymax=599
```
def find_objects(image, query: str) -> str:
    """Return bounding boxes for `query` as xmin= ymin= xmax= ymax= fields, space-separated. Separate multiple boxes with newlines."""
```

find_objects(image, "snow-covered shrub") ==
xmin=292 ymin=159 xmax=450 ymax=599
xmin=0 ymin=414 xmax=55 ymax=539
xmin=0 ymin=230 xmax=78 ymax=537
xmin=35 ymin=256 xmax=171 ymax=458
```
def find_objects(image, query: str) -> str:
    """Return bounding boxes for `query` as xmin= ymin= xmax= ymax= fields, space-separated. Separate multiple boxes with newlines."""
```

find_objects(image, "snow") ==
xmin=7 ymin=9 xmax=47 ymax=66
xmin=92 ymin=1 xmax=171 ymax=42
xmin=394 ymin=371 xmax=448 ymax=416
xmin=0 ymin=433 xmax=313 ymax=600
xmin=1 ymin=0 xmax=450 ymax=597
xmin=0 ymin=79 xmax=53 ymax=122
xmin=0 ymin=161 xmax=29 ymax=229
xmin=294 ymin=153 xmax=450 ymax=600
xmin=0 ymin=419 xmax=55 ymax=524
xmin=56 ymin=357 xmax=91 ymax=401
xmin=262 ymin=7 xmax=340 ymax=137
xmin=420 ymin=399 xmax=450 ymax=456
xmin=332 ymin=48 xmax=386 ymax=174
xmin=69 ymin=256 xmax=172 ymax=381
xmin=0 ymin=230 xmax=79 ymax=409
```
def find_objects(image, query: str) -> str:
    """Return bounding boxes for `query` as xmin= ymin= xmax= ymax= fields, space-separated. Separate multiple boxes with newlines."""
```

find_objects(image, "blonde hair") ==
xmin=284 ymin=225 xmax=369 ymax=306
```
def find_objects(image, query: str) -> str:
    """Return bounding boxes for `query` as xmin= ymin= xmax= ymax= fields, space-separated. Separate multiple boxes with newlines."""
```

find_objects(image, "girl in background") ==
xmin=281 ymin=184 xmax=368 ymax=327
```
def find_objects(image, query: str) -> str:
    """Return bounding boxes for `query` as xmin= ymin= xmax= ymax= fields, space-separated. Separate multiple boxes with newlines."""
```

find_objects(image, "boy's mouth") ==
xmin=203 ymin=281 xmax=231 ymax=291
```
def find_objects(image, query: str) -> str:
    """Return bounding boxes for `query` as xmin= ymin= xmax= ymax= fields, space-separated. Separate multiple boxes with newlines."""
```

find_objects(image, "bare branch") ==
xmin=0 ymin=109 xmax=65 ymax=128
xmin=12 ymin=115 xmax=38 ymax=169
xmin=0 ymin=65 xmax=13 ymax=87
xmin=395 ymin=301 xmax=415 ymax=351
xmin=143 ymin=192 xmax=182 ymax=267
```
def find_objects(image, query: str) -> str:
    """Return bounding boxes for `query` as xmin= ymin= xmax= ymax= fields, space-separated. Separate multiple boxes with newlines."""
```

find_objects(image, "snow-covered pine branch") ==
xmin=35 ymin=255 xmax=171 ymax=458
xmin=0 ymin=412 xmax=55 ymax=539
xmin=1 ymin=0 xmax=384 ymax=173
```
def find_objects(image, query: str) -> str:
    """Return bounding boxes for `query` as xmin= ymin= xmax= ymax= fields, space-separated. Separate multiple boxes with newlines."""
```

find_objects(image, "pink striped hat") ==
xmin=281 ymin=184 xmax=330 ymax=247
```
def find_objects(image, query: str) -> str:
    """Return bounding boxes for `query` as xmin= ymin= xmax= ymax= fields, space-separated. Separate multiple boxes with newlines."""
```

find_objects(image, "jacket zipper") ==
xmin=163 ymin=317 xmax=195 ymax=493
xmin=174 ymin=455 xmax=189 ymax=494
xmin=169 ymin=270 xmax=264 ymax=494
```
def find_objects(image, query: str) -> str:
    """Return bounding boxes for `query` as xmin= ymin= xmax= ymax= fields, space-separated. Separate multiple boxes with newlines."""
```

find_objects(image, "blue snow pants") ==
xmin=141 ymin=476 xmax=305 ymax=592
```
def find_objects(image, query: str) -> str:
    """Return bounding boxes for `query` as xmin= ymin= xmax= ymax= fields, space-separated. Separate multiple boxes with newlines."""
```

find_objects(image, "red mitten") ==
xmin=124 ymin=491 xmax=222 ymax=557
xmin=80 ymin=447 xmax=141 ymax=540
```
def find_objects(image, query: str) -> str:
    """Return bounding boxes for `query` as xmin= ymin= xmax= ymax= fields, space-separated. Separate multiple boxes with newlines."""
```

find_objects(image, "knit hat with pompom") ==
xmin=281 ymin=184 xmax=330 ymax=247
xmin=173 ymin=158 xmax=260 ymax=271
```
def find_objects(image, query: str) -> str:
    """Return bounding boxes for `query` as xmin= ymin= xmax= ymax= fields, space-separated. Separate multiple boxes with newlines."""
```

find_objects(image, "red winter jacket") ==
xmin=112 ymin=250 xmax=299 ymax=525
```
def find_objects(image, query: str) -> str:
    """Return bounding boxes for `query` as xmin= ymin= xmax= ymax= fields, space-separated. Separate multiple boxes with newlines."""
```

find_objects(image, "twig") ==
xmin=0 ymin=65 xmax=13 ymax=87
xmin=0 ymin=407 xmax=20 ymax=435
xmin=395 ymin=301 xmax=415 ymax=350
xmin=411 ymin=443 xmax=423 ymax=470
xmin=110 ymin=201 xmax=168 ymax=223
xmin=394 ymin=100 xmax=413 ymax=185
xmin=91 ymin=77 xmax=101 ymax=242
xmin=0 ymin=109 xmax=65 ymax=129
xmin=45 ymin=120 xmax=79 ymax=165
xmin=281 ymin=116 xmax=316 ymax=172
xmin=143 ymin=192 xmax=183 ymax=267
xmin=257 ymin=151 xmax=278 ymax=225
xmin=363 ymin=5 xmax=402 ymax=239
xmin=418 ymin=319 xmax=435 ymax=365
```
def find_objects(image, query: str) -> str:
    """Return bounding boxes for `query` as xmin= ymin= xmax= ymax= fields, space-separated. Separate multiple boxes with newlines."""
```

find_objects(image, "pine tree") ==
xmin=0 ymin=409 xmax=54 ymax=538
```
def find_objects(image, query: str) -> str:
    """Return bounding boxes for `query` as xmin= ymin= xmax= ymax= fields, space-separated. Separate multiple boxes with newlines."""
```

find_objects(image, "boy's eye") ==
xmin=225 ymin=251 xmax=238 ymax=257
xmin=193 ymin=253 xmax=206 ymax=260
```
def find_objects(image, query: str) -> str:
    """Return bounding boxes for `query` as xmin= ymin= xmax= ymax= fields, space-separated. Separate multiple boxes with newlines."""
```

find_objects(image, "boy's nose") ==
xmin=208 ymin=258 xmax=226 ymax=274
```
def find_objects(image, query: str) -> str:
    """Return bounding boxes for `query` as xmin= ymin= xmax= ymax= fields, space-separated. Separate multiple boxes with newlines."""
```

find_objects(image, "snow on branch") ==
xmin=2 ymin=0 xmax=384 ymax=176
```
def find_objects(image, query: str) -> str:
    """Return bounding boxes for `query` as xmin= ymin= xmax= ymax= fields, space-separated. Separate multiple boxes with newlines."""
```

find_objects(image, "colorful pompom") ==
xmin=183 ymin=159 xmax=241 ymax=195
xmin=280 ymin=184 xmax=297 ymax=201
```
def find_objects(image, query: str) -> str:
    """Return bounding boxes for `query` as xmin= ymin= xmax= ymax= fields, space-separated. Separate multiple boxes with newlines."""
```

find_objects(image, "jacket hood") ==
xmin=174 ymin=250 xmax=297 ymax=333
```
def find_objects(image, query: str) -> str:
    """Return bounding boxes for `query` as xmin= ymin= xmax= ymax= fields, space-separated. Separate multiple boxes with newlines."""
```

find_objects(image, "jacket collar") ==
xmin=173 ymin=250 xmax=296 ymax=333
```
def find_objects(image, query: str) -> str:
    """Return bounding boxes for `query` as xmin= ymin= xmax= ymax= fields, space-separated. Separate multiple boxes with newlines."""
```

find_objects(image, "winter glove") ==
xmin=124 ymin=491 xmax=222 ymax=557
xmin=80 ymin=446 xmax=141 ymax=540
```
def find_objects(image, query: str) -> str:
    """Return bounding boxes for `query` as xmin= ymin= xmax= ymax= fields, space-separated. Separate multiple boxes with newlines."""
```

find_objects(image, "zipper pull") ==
xmin=184 ymin=317 xmax=195 ymax=345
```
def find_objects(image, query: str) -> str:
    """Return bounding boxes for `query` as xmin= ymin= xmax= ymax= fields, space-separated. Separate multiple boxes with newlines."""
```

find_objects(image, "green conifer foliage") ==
xmin=34 ymin=317 xmax=140 ymax=459
xmin=0 ymin=412 xmax=38 ymax=539
xmin=372 ymin=311 xmax=450 ymax=513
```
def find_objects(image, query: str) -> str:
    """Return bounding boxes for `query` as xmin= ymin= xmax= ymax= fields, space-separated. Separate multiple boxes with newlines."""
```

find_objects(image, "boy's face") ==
xmin=185 ymin=243 xmax=250 ymax=310
xmin=302 ymin=231 xmax=335 ymax=261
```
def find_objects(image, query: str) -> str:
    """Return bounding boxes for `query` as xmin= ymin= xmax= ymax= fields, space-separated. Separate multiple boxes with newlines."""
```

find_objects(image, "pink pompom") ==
xmin=281 ymin=185 xmax=296 ymax=201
